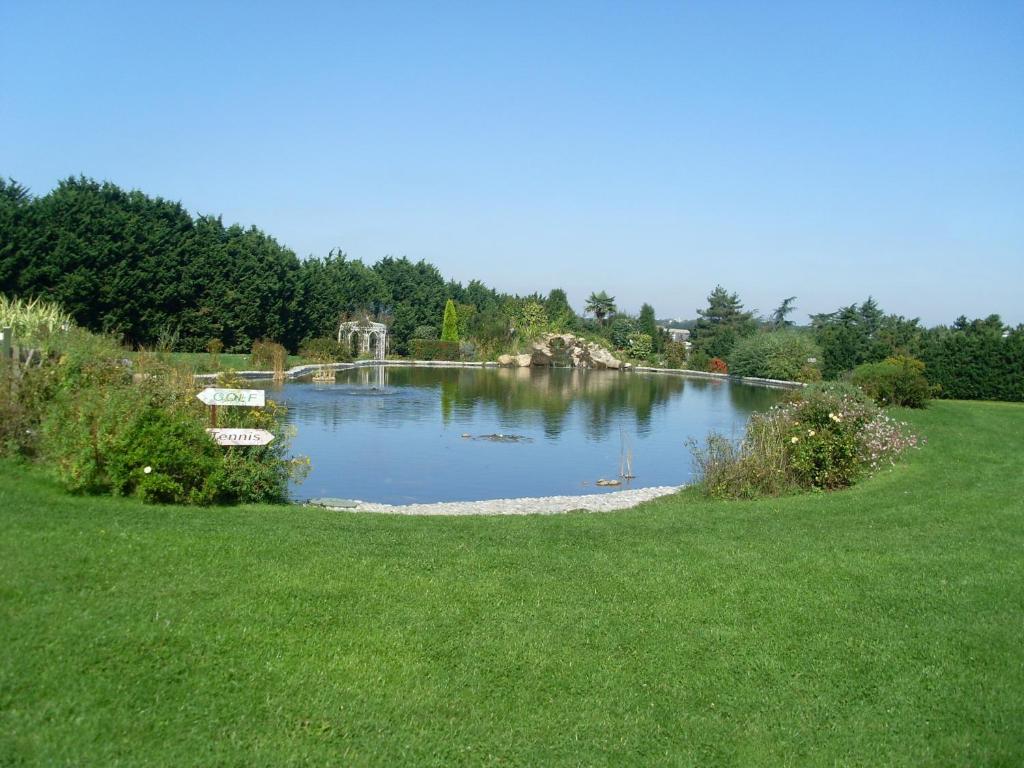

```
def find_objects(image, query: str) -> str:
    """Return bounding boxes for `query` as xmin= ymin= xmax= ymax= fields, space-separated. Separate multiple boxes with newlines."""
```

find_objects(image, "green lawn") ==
xmin=130 ymin=351 xmax=312 ymax=374
xmin=1 ymin=400 xmax=1022 ymax=766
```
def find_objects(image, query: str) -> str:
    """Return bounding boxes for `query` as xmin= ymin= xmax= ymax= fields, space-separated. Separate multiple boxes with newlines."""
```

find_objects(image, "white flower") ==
xmin=143 ymin=466 xmax=152 ymax=474
xmin=791 ymin=437 xmax=799 ymax=444
xmin=807 ymin=429 xmax=815 ymax=437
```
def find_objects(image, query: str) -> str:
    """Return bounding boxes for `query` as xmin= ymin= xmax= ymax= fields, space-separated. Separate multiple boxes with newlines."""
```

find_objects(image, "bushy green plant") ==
xmin=299 ymin=337 xmax=352 ymax=363
xmin=610 ymin=317 xmax=638 ymax=349
xmin=411 ymin=325 xmax=438 ymax=340
xmin=688 ymin=411 xmax=796 ymax=499
xmin=107 ymin=407 xmax=222 ymax=503
xmin=409 ymin=339 xmax=460 ymax=360
xmin=851 ymin=355 xmax=932 ymax=408
xmin=250 ymin=339 xmax=287 ymax=369
xmin=627 ymin=332 xmax=653 ymax=360
xmin=689 ymin=383 xmax=920 ymax=498
xmin=515 ymin=302 xmax=548 ymax=341
xmin=728 ymin=330 xmax=822 ymax=381
xmin=687 ymin=350 xmax=710 ymax=372
xmin=0 ymin=295 xmax=74 ymax=351
xmin=6 ymin=328 xmax=305 ymax=505
xmin=664 ymin=341 xmax=687 ymax=369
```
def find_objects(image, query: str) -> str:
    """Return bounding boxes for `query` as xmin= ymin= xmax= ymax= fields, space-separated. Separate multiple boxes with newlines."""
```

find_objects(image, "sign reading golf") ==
xmin=196 ymin=387 xmax=273 ymax=447
xmin=196 ymin=387 xmax=266 ymax=407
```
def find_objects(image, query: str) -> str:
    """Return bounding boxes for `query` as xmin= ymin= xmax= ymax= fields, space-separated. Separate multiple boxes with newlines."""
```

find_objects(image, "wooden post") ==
xmin=210 ymin=404 xmax=217 ymax=428
xmin=0 ymin=327 xmax=11 ymax=362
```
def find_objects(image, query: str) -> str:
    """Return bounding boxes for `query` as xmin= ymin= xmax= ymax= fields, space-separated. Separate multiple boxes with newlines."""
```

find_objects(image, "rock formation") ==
xmin=497 ymin=334 xmax=624 ymax=370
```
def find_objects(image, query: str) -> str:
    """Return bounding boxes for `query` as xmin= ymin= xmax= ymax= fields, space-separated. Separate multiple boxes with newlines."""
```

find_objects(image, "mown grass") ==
xmin=1 ymin=400 xmax=1022 ymax=766
xmin=136 ymin=351 xmax=312 ymax=374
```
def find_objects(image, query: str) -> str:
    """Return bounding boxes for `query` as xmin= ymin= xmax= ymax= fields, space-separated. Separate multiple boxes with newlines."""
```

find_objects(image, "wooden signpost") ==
xmin=196 ymin=387 xmax=273 ymax=445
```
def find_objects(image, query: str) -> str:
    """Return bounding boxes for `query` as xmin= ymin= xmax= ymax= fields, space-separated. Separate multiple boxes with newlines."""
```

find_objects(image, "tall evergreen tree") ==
xmin=441 ymin=299 xmax=459 ymax=342
xmin=770 ymin=296 xmax=798 ymax=328
xmin=638 ymin=303 xmax=661 ymax=351
xmin=692 ymin=286 xmax=757 ymax=359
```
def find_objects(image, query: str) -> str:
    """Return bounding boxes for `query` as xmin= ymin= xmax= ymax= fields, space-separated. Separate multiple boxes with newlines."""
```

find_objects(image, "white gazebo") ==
xmin=338 ymin=318 xmax=388 ymax=360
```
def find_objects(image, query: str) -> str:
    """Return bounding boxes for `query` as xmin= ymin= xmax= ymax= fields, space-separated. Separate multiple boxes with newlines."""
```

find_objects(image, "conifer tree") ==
xmin=441 ymin=298 xmax=459 ymax=342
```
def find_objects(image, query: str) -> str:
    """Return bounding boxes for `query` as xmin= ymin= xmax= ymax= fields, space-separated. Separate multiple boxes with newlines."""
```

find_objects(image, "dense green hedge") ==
xmin=920 ymin=322 xmax=1024 ymax=401
xmin=409 ymin=339 xmax=460 ymax=360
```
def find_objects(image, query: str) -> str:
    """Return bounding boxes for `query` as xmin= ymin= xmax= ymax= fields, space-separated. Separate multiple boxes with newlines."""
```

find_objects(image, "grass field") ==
xmin=1 ymin=400 xmax=1022 ymax=766
xmin=130 ymin=351 xmax=312 ymax=374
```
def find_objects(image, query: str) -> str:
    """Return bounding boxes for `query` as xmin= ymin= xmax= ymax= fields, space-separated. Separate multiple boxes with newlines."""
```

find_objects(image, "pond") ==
xmin=274 ymin=366 xmax=786 ymax=505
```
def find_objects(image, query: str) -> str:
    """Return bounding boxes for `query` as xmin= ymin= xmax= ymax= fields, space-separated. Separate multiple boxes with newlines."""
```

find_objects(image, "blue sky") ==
xmin=2 ymin=1 xmax=1021 ymax=325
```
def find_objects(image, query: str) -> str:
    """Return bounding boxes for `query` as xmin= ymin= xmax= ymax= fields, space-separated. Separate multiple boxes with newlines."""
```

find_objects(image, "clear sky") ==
xmin=2 ymin=1 xmax=1021 ymax=325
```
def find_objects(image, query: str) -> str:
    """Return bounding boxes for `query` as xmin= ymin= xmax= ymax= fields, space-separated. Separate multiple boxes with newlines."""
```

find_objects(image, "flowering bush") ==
xmin=689 ymin=383 xmax=922 ymax=498
xmin=708 ymin=357 xmax=729 ymax=374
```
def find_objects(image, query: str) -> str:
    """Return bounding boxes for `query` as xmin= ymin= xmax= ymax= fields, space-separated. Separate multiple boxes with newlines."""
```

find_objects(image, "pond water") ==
xmin=274 ymin=366 xmax=785 ymax=504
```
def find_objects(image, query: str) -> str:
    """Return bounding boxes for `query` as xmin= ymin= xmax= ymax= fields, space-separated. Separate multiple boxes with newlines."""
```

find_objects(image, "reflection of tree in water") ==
xmin=383 ymin=367 xmax=686 ymax=439
xmin=286 ymin=367 xmax=784 ymax=438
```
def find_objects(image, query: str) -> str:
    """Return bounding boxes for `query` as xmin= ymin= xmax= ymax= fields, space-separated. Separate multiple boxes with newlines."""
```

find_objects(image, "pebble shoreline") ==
xmin=310 ymin=485 xmax=682 ymax=516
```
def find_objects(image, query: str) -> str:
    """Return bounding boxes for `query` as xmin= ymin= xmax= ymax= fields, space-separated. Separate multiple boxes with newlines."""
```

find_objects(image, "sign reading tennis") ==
xmin=206 ymin=428 xmax=275 ymax=446
xmin=196 ymin=387 xmax=266 ymax=407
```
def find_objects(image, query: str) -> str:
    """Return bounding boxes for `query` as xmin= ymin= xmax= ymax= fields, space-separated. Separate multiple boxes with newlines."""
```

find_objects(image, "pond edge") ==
xmin=194 ymin=360 xmax=805 ymax=390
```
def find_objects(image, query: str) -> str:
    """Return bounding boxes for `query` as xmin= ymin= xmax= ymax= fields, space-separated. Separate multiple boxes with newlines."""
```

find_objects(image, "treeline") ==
xmin=2 ymin=175 xmax=1020 ymax=401
xmin=687 ymin=289 xmax=1024 ymax=402
xmin=0 ymin=176 xmax=529 ymax=354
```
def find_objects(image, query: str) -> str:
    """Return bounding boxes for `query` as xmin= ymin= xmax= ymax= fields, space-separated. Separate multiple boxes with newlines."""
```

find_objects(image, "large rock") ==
xmin=515 ymin=354 xmax=533 ymax=367
xmin=526 ymin=333 xmax=623 ymax=370
xmin=497 ymin=354 xmax=515 ymax=366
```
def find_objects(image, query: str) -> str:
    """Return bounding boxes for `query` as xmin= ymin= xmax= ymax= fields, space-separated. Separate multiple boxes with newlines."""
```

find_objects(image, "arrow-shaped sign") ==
xmin=196 ymin=387 xmax=266 ymax=407
xmin=206 ymin=428 xmax=275 ymax=446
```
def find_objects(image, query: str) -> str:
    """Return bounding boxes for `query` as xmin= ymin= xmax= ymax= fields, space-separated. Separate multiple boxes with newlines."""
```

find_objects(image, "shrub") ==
xmin=205 ymin=338 xmax=223 ymax=355
xmin=688 ymin=411 xmax=795 ymax=499
xmin=250 ymin=339 xmax=287 ymax=369
xmin=708 ymin=357 xmax=728 ymax=374
xmin=409 ymin=339 xmax=460 ymax=360
xmin=627 ymin=332 xmax=653 ymax=360
xmin=107 ymin=407 xmax=222 ymax=504
xmin=610 ymin=317 xmax=638 ymax=349
xmin=299 ymin=337 xmax=352 ymax=363
xmin=664 ymin=341 xmax=687 ymax=369
xmin=7 ymin=329 xmax=305 ymax=505
xmin=689 ymin=384 xmax=920 ymax=498
xmin=411 ymin=325 xmax=438 ymax=340
xmin=728 ymin=330 xmax=822 ymax=382
xmin=0 ymin=295 xmax=74 ymax=352
xmin=687 ymin=350 xmax=710 ymax=372
xmin=851 ymin=355 xmax=932 ymax=408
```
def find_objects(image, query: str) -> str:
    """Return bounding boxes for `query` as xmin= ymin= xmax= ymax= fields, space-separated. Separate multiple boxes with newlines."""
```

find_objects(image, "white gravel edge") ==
xmin=312 ymin=485 xmax=682 ymax=516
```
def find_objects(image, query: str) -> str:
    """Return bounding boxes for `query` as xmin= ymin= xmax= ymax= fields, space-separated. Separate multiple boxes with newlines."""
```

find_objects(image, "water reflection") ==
xmin=274 ymin=366 xmax=785 ymax=504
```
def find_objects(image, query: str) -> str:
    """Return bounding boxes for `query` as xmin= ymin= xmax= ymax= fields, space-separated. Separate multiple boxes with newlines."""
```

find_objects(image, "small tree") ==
xmin=585 ymin=291 xmax=617 ymax=325
xmin=638 ymin=302 xmax=661 ymax=351
xmin=770 ymin=297 xmax=798 ymax=329
xmin=441 ymin=299 xmax=459 ymax=342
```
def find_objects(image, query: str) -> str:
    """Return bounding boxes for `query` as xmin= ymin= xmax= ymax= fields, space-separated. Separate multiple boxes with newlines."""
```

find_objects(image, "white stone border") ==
xmin=195 ymin=359 xmax=805 ymax=389
xmin=308 ymin=485 xmax=682 ymax=516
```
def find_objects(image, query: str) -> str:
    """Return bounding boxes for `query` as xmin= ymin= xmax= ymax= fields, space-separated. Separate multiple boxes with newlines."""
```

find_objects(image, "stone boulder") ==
xmin=527 ymin=333 xmax=623 ymax=370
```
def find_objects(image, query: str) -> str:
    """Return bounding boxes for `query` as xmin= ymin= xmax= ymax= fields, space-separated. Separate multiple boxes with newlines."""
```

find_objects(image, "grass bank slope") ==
xmin=1 ymin=401 xmax=1022 ymax=766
